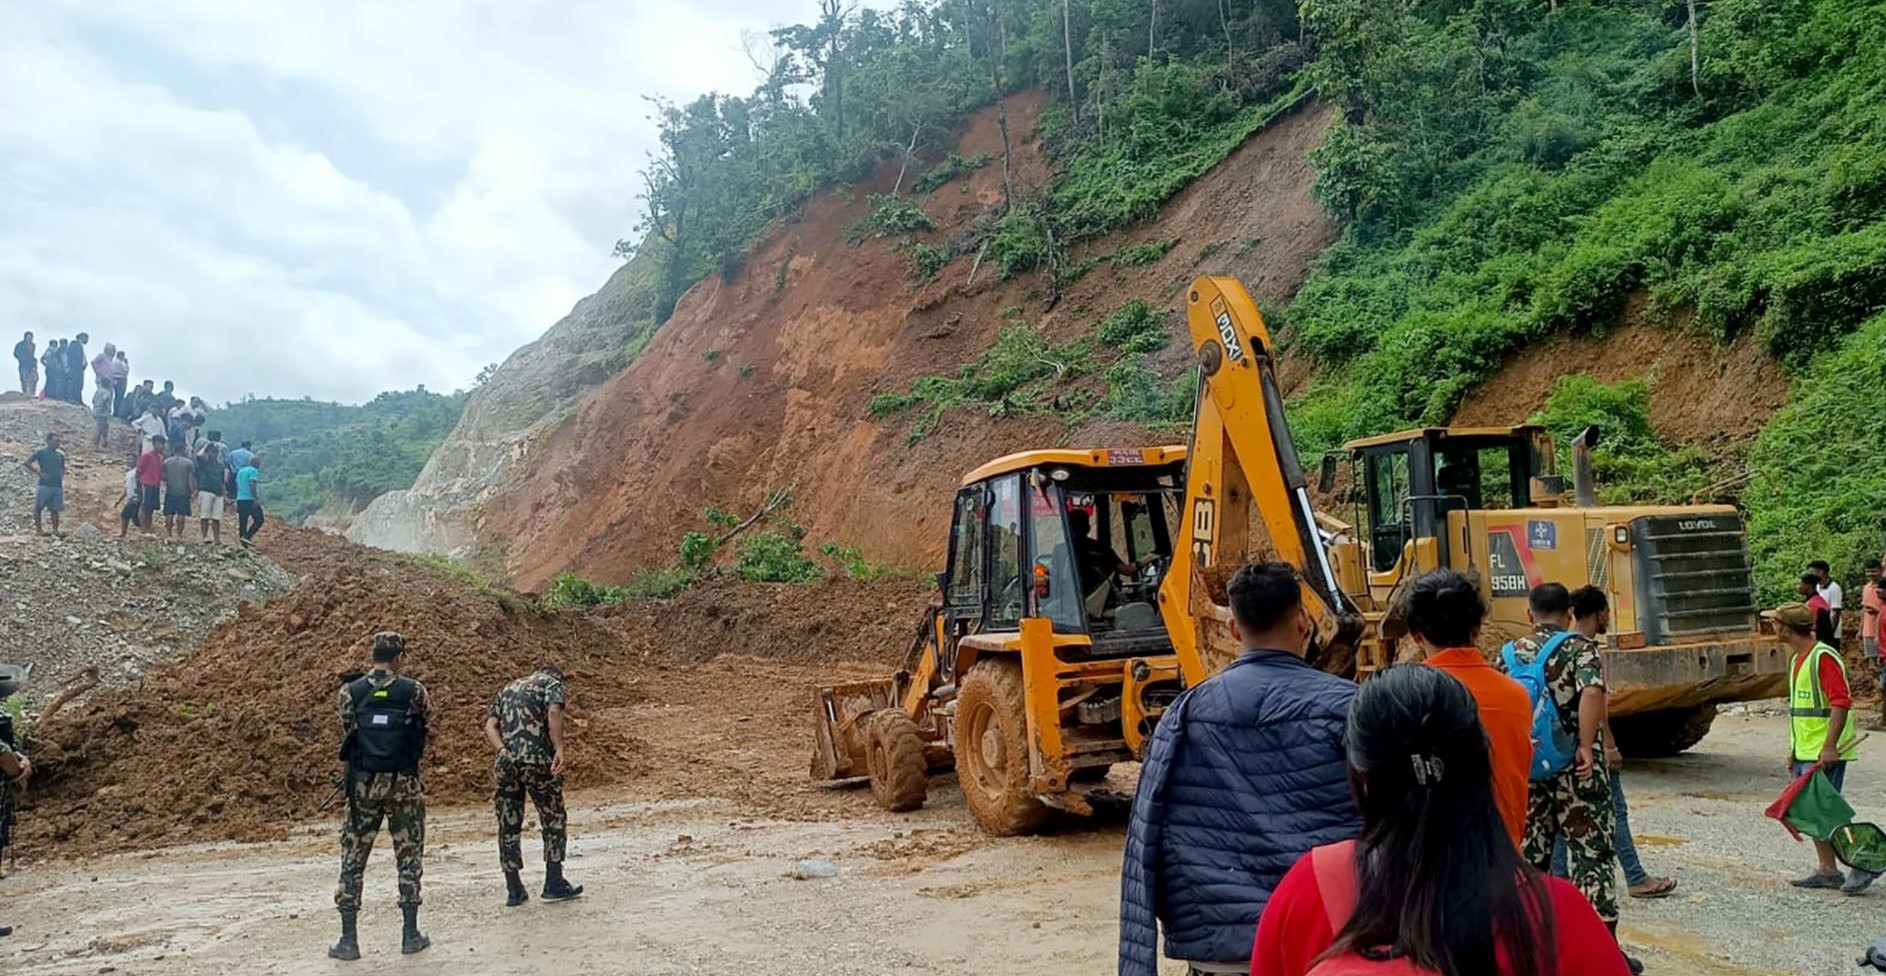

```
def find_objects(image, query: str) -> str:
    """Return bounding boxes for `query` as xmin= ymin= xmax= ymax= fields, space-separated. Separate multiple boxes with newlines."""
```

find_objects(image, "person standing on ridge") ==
xmin=1402 ymin=568 xmax=1532 ymax=846
xmin=332 ymin=632 xmax=432 ymax=960
xmin=161 ymin=446 xmax=195 ymax=540
xmin=485 ymin=666 xmax=585 ymax=907
xmin=20 ymin=432 xmax=66 ymax=538
xmin=12 ymin=332 xmax=34 ymax=397
xmin=135 ymin=435 xmax=166 ymax=534
xmin=40 ymin=340 xmax=62 ymax=401
xmin=1119 ymin=562 xmax=1362 ymax=976
xmin=194 ymin=441 xmax=226 ymax=545
xmin=90 ymin=382 xmax=113 ymax=451
xmin=110 ymin=350 xmax=129 ymax=418
xmin=1498 ymin=582 xmax=1628 ymax=968
xmin=63 ymin=333 xmax=86 ymax=404
xmin=235 ymin=453 xmax=263 ymax=546
xmin=90 ymin=343 xmax=116 ymax=416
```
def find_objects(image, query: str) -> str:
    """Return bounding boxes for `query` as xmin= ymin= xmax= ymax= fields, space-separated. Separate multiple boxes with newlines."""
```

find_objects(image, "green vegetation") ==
xmin=405 ymin=552 xmax=529 ymax=611
xmin=846 ymin=194 xmax=937 ymax=242
xmin=1286 ymin=1 xmax=1886 ymax=459
xmin=625 ymin=0 xmax=1312 ymax=320
xmin=913 ymin=152 xmax=993 ymax=194
xmin=216 ymin=388 xmax=466 ymax=524
xmin=1111 ymin=238 xmax=1177 ymax=267
xmin=1746 ymin=312 xmax=1886 ymax=600
xmin=1527 ymin=375 xmax=1716 ymax=506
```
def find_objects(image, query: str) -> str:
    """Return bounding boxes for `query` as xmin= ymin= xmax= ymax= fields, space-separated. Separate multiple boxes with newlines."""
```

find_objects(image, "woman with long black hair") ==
xmin=1251 ymin=665 xmax=1628 ymax=976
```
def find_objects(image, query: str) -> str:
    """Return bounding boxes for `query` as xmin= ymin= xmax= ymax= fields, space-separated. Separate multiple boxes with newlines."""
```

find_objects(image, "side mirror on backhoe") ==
xmin=1318 ymin=453 xmax=1338 ymax=493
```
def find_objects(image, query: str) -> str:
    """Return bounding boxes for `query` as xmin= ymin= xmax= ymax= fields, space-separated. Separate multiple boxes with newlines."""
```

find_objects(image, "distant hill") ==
xmin=213 ymin=388 xmax=468 ymax=524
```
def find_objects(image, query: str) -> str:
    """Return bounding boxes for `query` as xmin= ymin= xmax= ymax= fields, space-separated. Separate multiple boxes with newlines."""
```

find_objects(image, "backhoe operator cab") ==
xmin=1329 ymin=424 xmax=1788 ymax=757
xmin=810 ymin=447 xmax=1192 ymax=835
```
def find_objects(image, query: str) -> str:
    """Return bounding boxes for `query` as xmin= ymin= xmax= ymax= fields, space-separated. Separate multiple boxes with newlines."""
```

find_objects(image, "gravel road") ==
xmin=0 ymin=712 xmax=1877 ymax=975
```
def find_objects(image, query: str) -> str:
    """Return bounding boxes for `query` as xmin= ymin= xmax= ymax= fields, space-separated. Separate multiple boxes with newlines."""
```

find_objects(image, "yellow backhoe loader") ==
xmin=812 ymin=276 xmax=1785 ymax=835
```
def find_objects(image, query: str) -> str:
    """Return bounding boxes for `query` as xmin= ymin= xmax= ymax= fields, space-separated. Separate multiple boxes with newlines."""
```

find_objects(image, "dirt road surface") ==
xmin=2 ymin=707 xmax=1879 ymax=975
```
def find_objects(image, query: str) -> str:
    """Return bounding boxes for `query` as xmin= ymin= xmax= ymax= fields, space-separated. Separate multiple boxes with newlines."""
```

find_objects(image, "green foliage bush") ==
xmin=990 ymin=209 xmax=1050 ymax=279
xmin=1096 ymin=300 xmax=1170 ymax=352
xmin=1526 ymin=375 xmax=1719 ymax=506
xmin=847 ymin=194 xmax=937 ymax=243
xmin=871 ymin=323 xmax=1096 ymax=443
xmin=736 ymin=527 xmax=823 ymax=583
xmin=906 ymin=241 xmax=949 ymax=281
xmin=1111 ymin=238 xmax=1177 ymax=267
xmin=913 ymin=152 xmax=992 ymax=194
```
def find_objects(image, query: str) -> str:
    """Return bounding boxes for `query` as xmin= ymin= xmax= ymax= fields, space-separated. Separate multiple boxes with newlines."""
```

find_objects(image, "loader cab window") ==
xmin=1025 ymin=480 xmax=1083 ymax=631
xmin=1366 ymin=450 xmax=1412 ymax=573
xmin=987 ymin=475 xmax=1024 ymax=627
xmin=945 ymin=487 xmax=986 ymax=609
xmin=1433 ymin=440 xmax=1528 ymax=512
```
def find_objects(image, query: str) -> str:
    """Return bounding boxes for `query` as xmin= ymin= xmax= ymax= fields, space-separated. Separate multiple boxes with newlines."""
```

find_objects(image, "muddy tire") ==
xmin=1612 ymin=704 xmax=1719 ymax=759
xmin=955 ymin=659 xmax=1052 ymax=836
xmin=865 ymin=710 xmax=929 ymax=813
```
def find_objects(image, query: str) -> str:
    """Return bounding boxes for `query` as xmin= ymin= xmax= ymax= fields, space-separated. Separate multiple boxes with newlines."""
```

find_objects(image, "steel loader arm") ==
xmin=1160 ymin=276 xmax=1364 ymax=684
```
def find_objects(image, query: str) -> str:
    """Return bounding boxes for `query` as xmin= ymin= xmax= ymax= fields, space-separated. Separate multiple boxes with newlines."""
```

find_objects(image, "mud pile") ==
xmin=25 ymin=549 xmax=635 ymax=854
xmin=598 ymin=573 xmax=932 ymax=667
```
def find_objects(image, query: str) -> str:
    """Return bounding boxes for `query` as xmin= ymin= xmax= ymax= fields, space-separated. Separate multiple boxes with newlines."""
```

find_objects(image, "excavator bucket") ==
xmin=810 ymin=678 xmax=898 ymax=781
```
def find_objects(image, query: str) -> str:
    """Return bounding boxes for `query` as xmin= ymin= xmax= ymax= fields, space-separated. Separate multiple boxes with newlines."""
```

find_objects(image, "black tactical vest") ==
xmin=345 ymin=676 xmax=423 ymax=774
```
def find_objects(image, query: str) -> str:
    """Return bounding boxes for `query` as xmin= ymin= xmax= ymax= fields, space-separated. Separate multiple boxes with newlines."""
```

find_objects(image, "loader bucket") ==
xmin=810 ymin=678 xmax=898 ymax=781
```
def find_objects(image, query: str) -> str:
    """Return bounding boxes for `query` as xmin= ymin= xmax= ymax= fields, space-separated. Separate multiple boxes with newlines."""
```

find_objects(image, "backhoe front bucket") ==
xmin=810 ymin=678 xmax=898 ymax=781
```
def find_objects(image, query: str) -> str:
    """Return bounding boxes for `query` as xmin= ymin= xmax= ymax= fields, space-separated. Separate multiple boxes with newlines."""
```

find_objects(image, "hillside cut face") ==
xmin=346 ymin=260 xmax=646 ymax=558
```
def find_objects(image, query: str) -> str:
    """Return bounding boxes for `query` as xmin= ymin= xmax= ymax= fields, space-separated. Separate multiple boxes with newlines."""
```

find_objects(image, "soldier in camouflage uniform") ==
xmin=484 ymin=665 xmax=583 ymax=905
xmin=330 ymin=632 xmax=431 ymax=960
xmin=1499 ymin=583 xmax=1631 ymax=968
xmin=0 ymin=664 xmax=29 ymax=940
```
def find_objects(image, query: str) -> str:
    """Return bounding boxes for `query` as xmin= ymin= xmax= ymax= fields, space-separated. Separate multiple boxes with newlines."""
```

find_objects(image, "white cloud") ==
xmin=0 ymin=0 xmax=834 ymax=404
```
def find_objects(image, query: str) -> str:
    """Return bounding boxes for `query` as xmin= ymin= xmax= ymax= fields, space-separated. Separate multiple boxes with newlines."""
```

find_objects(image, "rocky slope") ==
xmin=350 ymin=92 xmax=1340 ymax=587
xmin=346 ymin=258 xmax=655 ymax=560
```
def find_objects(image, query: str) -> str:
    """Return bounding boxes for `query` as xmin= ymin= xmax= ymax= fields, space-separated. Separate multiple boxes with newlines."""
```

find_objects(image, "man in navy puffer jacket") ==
xmin=1119 ymin=561 xmax=1362 ymax=976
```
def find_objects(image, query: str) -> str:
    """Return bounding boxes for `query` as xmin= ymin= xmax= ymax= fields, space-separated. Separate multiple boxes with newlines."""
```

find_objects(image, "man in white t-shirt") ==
xmin=1811 ymin=560 xmax=1845 ymax=640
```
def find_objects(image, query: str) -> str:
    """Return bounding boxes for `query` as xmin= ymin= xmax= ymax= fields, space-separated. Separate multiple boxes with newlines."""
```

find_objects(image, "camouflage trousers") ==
xmin=495 ymin=758 xmax=566 ymax=871
xmin=1522 ymin=765 xmax=1618 ymax=924
xmin=334 ymin=771 xmax=426 ymax=911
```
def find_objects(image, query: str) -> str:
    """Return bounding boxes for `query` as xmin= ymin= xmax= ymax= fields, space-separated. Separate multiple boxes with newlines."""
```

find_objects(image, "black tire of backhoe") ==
xmin=956 ymin=659 xmax=1053 ymax=836
xmin=1611 ymin=704 xmax=1720 ymax=759
xmin=866 ymin=710 xmax=929 ymax=813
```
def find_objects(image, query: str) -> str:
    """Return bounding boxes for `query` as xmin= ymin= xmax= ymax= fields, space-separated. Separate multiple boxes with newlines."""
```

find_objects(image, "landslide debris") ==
xmin=23 ymin=524 xmax=929 ymax=856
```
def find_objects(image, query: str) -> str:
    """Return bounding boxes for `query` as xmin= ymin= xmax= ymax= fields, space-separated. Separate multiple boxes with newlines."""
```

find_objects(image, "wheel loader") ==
xmin=811 ymin=275 xmax=1786 ymax=835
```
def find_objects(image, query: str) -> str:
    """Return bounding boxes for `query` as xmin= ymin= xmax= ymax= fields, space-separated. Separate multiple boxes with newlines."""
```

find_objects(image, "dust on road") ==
xmin=1 ymin=714 xmax=1878 ymax=975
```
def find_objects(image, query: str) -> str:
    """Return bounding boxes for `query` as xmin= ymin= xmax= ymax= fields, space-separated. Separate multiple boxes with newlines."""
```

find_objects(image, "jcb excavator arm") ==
xmin=1159 ymin=277 xmax=1364 ymax=684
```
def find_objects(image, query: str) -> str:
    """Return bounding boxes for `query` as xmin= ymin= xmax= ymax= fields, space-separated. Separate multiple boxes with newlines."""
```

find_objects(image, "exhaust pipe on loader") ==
xmin=1572 ymin=425 xmax=1601 ymax=508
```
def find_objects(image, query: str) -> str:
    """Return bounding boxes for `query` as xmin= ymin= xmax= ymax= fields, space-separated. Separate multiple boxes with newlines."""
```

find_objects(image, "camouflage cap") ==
xmin=371 ymin=631 xmax=408 ymax=654
xmin=0 ymin=664 xmax=21 ymax=697
xmin=1764 ymin=601 xmax=1816 ymax=633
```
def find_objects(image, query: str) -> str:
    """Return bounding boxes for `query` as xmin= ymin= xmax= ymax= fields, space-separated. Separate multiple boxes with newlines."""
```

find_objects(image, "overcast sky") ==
xmin=0 ymin=1 xmax=835 ymax=406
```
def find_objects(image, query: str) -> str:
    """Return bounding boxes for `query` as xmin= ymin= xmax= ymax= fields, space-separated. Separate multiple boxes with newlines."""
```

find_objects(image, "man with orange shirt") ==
xmin=1403 ymin=569 xmax=1532 ymax=846
xmin=1863 ymin=559 xmax=1882 ymax=728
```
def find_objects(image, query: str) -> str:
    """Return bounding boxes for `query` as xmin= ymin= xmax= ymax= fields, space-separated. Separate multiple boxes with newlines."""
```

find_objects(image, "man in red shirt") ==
xmin=1402 ymin=569 xmax=1533 ymax=847
xmin=135 ymin=436 xmax=167 ymax=534
xmin=1767 ymin=600 xmax=1867 ymax=893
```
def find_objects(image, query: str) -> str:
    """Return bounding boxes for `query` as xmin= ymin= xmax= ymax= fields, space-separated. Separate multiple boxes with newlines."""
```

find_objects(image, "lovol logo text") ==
xmin=1677 ymin=519 xmax=1718 ymax=532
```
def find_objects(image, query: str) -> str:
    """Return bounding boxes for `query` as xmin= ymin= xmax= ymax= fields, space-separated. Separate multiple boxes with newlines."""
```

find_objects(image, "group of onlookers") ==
xmin=12 ymin=332 xmax=122 ymax=409
xmin=13 ymin=327 xmax=264 ymax=547
xmin=1120 ymin=560 xmax=1881 ymax=976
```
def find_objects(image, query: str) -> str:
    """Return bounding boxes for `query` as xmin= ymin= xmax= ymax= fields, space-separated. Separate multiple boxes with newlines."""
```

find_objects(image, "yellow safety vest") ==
xmin=1790 ymin=642 xmax=1860 ymax=762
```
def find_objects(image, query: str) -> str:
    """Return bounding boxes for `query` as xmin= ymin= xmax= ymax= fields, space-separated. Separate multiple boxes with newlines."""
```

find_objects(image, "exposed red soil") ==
xmin=487 ymin=93 xmax=1338 ymax=588
xmin=22 ymin=525 xmax=929 ymax=856
xmin=1451 ymin=294 xmax=1788 ymax=448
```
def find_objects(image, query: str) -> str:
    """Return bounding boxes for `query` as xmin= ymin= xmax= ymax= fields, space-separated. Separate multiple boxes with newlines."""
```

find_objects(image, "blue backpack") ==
xmin=1500 ymin=631 xmax=1579 ymax=781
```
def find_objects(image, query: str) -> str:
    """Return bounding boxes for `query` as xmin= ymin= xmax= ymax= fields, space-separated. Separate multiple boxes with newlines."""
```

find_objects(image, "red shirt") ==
xmin=1422 ymin=650 xmax=1531 ymax=847
xmin=135 ymin=450 xmax=164 ymax=487
xmin=1791 ymin=646 xmax=1851 ymax=710
xmin=1252 ymin=845 xmax=1629 ymax=976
